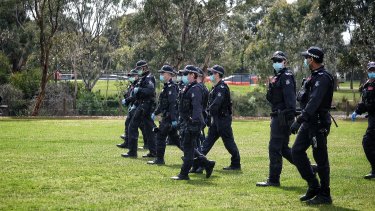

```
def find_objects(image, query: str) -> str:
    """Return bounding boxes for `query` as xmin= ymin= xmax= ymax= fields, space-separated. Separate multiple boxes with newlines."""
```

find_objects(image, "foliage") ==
xmin=232 ymin=88 xmax=270 ymax=116
xmin=0 ymin=52 xmax=11 ymax=84
xmin=76 ymin=90 xmax=102 ymax=115
xmin=0 ymin=119 xmax=374 ymax=209
xmin=9 ymin=68 xmax=41 ymax=99
xmin=0 ymin=84 xmax=28 ymax=115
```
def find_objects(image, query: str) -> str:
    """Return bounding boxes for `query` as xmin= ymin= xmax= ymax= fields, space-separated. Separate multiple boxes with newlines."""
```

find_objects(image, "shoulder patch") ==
xmin=192 ymin=93 xmax=195 ymax=98
xmin=315 ymin=81 xmax=320 ymax=87
xmin=168 ymin=84 xmax=171 ymax=87
xmin=220 ymin=85 xmax=224 ymax=88
xmin=169 ymin=91 xmax=172 ymax=95
xmin=217 ymin=92 xmax=222 ymax=97
xmin=318 ymin=72 xmax=324 ymax=75
xmin=285 ymin=72 xmax=292 ymax=76
xmin=286 ymin=79 xmax=290 ymax=85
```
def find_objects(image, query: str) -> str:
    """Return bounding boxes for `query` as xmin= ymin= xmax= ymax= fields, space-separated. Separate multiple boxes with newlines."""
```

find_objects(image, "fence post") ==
xmin=63 ymin=97 xmax=66 ymax=116
xmin=346 ymin=101 xmax=349 ymax=117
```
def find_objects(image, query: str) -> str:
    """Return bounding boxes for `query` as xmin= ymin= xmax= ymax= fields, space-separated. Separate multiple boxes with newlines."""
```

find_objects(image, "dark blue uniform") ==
xmin=265 ymin=68 xmax=296 ymax=183
xmin=126 ymin=73 xmax=156 ymax=157
xmin=355 ymin=79 xmax=375 ymax=176
xmin=202 ymin=80 xmax=241 ymax=169
xmin=292 ymin=66 xmax=334 ymax=198
xmin=196 ymin=82 xmax=209 ymax=151
xmin=153 ymin=79 xmax=180 ymax=160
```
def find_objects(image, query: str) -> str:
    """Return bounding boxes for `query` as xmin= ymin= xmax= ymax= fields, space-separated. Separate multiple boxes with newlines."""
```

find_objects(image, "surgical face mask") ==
xmin=368 ymin=72 xmax=375 ymax=79
xmin=137 ymin=69 xmax=143 ymax=76
xmin=209 ymin=75 xmax=215 ymax=83
xmin=176 ymin=76 xmax=182 ymax=82
xmin=129 ymin=77 xmax=135 ymax=83
xmin=303 ymin=59 xmax=309 ymax=68
xmin=182 ymin=75 xmax=189 ymax=85
xmin=272 ymin=62 xmax=284 ymax=72
xmin=159 ymin=75 xmax=165 ymax=82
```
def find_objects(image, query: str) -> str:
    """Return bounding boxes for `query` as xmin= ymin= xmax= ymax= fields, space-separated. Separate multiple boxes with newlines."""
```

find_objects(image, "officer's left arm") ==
xmin=167 ymin=86 xmax=178 ymax=121
xmin=281 ymin=74 xmax=296 ymax=111
xmin=300 ymin=75 xmax=330 ymax=122
xmin=191 ymin=86 xmax=203 ymax=123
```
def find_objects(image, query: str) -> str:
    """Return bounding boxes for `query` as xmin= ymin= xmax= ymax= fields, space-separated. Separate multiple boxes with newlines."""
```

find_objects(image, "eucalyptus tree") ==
xmin=0 ymin=0 xmax=35 ymax=73
xmin=26 ymin=0 xmax=65 ymax=116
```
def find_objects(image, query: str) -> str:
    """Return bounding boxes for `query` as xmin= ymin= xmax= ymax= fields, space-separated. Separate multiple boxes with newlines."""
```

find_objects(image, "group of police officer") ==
xmin=117 ymin=60 xmax=241 ymax=181
xmin=116 ymin=46 xmax=375 ymax=205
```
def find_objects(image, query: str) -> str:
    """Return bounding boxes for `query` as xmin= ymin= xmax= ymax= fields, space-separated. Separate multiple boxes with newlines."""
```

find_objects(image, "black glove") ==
xmin=290 ymin=121 xmax=301 ymax=134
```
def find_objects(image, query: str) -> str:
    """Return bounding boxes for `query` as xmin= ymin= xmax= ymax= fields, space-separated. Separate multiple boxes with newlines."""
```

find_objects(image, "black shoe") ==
xmin=364 ymin=172 xmax=375 ymax=179
xmin=190 ymin=166 xmax=204 ymax=174
xmin=205 ymin=160 xmax=216 ymax=178
xmin=142 ymin=153 xmax=156 ymax=158
xmin=147 ymin=159 xmax=165 ymax=165
xmin=300 ymin=187 xmax=320 ymax=201
xmin=306 ymin=194 xmax=332 ymax=205
xmin=120 ymin=134 xmax=126 ymax=140
xmin=256 ymin=179 xmax=280 ymax=187
xmin=121 ymin=153 xmax=137 ymax=158
xmin=223 ymin=165 xmax=241 ymax=170
xmin=116 ymin=143 xmax=128 ymax=148
xmin=171 ymin=174 xmax=190 ymax=180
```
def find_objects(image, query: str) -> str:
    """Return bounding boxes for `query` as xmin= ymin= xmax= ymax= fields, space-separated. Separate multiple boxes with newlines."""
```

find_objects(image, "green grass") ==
xmin=0 ymin=118 xmax=373 ymax=210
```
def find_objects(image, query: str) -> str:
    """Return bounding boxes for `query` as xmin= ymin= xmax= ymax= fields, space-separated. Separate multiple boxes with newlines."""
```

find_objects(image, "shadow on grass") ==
xmin=278 ymin=185 xmax=306 ymax=193
xmin=305 ymin=204 xmax=359 ymax=211
xmin=164 ymin=164 xmax=183 ymax=169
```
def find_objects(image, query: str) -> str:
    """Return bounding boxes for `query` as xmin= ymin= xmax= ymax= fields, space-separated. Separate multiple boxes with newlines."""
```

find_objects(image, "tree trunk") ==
xmin=350 ymin=68 xmax=353 ymax=90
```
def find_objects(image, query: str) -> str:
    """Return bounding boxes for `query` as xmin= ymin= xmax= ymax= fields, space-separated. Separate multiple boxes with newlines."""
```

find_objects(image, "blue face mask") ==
xmin=210 ymin=75 xmax=215 ymax=83
xmin=182 ymin=76 xmax=189 ymax=85
xmin=368 ymin=72 xmax=375 ymax=79
xmin=137 ymin=70 xmax=143 ymax=76
xmin=303 ymin=59 xmax=309 ymax=68
xmin=159 ymin=75 xmax=165 ymax=82
xmin=129 ymin=77 xmax=135 ymax=83
xmin=176 ymin=76 xmax=182 ymax=82
xmin=272 ymin=62 xmax=284 ymax=72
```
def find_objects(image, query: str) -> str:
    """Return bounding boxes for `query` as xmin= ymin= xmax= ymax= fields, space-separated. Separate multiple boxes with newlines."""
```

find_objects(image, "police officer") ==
xmin=122 ymin=60 xmax=157 ymax=158
xmin=256 ymin=51 xmax=296 ymax=187
xmin=202 ymin=65 xmax=241 ymax=170
xmin=351 ymin=61 xmax=375 ymax=180
xmin=147 ymin=65 xmax=179 ymax=165
xmin=290 ymin=47 xmax=334 ymax=205
xmin=117 ymin=69 xmax=139 ymax=148
xmin=171 ymin=65 xmax=215 ymax=180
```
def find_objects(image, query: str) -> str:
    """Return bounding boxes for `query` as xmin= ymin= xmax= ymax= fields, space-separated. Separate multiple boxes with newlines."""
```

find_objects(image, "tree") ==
xmin=27 ymin=0 xmax=64 ymax=116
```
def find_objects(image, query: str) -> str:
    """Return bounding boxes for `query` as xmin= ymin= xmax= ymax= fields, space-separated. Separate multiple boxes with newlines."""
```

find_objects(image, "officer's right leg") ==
xmin=292 ymin=125 xmax=320 ymax=201
xmin=201 ymin=123 xmax=220 ymax=156
xmin=122 ymin=108 xmax=142 ymax=157
xmin=363 ymin=128 xmax=375 ymax=179
xmin=171 ymin=130 xmax=195 ymax=180
xmin=117 ymin=110 xmax=133 ymax=148
xmin=148 ymin=120 xmax=169 ymax=165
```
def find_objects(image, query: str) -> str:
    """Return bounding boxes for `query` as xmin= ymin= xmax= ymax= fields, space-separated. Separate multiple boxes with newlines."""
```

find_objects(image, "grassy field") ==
xmin=0 ymin=118 xmax=373 ymax=210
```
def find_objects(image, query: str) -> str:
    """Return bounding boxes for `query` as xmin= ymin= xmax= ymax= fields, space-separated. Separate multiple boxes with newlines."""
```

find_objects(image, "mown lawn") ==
xmin=0 ymin=118 xmax=373 ymax=210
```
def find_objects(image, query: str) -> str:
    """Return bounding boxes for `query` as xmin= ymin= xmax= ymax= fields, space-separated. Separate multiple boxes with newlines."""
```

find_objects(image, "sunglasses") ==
xmin=272 ymin=58 xmax=283 ymax=63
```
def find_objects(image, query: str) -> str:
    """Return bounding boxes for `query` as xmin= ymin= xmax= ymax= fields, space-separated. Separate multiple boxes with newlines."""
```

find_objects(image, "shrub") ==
xmin=77 ymin=90 xmax=103 ymax=115
xmin=9 ymin=68 xmax=41 ymax=99
xmin=232 ymin=88 xmax=270 ymax=117
xmin=0 ymin=84 xmax=28 ymax=115
xmin=0 ymin=52 xmax=11 ymax=85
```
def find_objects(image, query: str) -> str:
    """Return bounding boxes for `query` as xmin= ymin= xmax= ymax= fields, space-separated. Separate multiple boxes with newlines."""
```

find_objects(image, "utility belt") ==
xmin=270 ymin=109 xmax=297 ymax=127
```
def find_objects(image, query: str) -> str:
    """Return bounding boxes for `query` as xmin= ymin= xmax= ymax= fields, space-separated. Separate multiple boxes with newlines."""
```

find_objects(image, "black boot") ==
xmin=300 ymin=178 xmax=320 ymax=201
xmin=364 ymin=171 xmax=375 ymax=179
xmin=171 ymin=174 xmax=190 ymax=180
xmin=116 ymin=142 xmax=128 ymax=148
xmin=205 ymin=160 xmax=216 ymax=178
xmin=256 ymin=179 xmax=280 ymax=187
xmin=306 ymin=188 xmax=332 ymax=205
xmin=147 ymin=158 xmax=165 ymax=165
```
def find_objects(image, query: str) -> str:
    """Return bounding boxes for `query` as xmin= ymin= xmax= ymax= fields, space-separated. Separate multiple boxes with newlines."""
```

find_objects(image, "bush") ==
xmin=0 ymin=52 xmax=11 ymax=85
xmin=29 ymin=83 xmax=75 ymax=116
xmin=10 ymin=68 xmax=41 ymax=99
xmin=77 ymin=91 xmax=103 ymax=115
xmin=232 ymin=88 xmax=270 ymax=116
xmin=0 ymin=84 xmax=28 ymax=115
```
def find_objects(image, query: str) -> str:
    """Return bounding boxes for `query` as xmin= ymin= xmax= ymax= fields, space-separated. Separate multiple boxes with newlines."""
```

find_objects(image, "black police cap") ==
xmin=136 ymin=60 xmax=147 ymax=68
xmin=208 ymin=65 xmax=225 ymax=75
xmin=368 ymin=61 xmax=375 ymax=70
xmin=301 ymin=46 xmax=324 ymax=61
xmin=184 ymin=65 xmax=199 ymax=74
xmin=196 ymin=67 xmax=204 ymax=76
xmin=271 ymin=51 xmax=287 ymax=61
xmin=158 ymin=65 xmax=175 ymax=74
